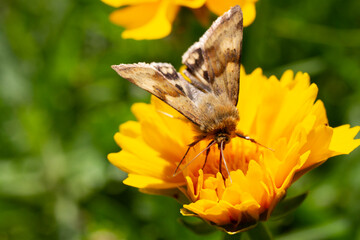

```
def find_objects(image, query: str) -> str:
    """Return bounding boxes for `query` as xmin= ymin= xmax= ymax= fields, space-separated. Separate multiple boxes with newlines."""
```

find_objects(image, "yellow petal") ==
xmin=109 ymin=1 xmax=179 ymax=40
xmin=206 ymin=0 xmax=242 ymax=15
xmin=183 ymin=199 xmax=231 ymax=225
xmin=175 ymin=0 xmax=206 ymax=8
xmin=238 ymin=67 xmax=267 ymax=135
xmin=130 ymin=102 xmax=192 ymax=160
xmin=109 ymin=3 xmax=159 ymax=30
xmin=117 ymin=120 xmax=141 ymax=138
xmin=102 ymin=0 xmax=156 ymax=8
xmin=329 ymin=125 xmax=360 ymax=155
xmin=124 ymin=173 xmax=182 ymax=189
xmin=299 ymin=125 xmax=333 ymax=169
xmin=279 ymin=69 xmax=295 ymax=86
xmin=123 ymin=3 xmax=178 ymax=39
xmin=108 ymin=150 xmax=171 ymax=178
xmin=199 ymin=188 xmax=218 ymax=201
xmin=241 ymin=2 xmax=256 ymax=27
xmin=205 ymin=0 xmax=257 ymax=26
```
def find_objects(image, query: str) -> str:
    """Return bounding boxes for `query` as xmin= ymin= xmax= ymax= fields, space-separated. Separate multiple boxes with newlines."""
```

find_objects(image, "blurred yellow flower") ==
xmin=108 ymin=67 xmax=360 ymax=233
xmin=101 ymin=0 xmax=257 ymax=40
xmin=206 ymin=0 xmax=257 ymax=27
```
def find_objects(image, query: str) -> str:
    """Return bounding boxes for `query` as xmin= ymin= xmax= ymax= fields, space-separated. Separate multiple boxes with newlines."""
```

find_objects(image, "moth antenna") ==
xmin=173 ymin=140 xmax=215 ymax=177
xmin=220 ymin=141 xmax=232 ymax=183
xmin=173 ymin=146 xmax=191 ymax=176
xmin=173 ymin=139 xmax=201 ymax=176
xmin=235 ymin=132 xmax=274 ymax=151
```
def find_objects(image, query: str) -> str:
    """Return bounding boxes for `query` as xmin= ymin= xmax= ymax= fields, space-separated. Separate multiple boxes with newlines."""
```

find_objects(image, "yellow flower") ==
xmin=108 ymin=67 xmax=360 ymax=233
xmin=101 ymin=0 xmax=257 ymax=40
xmin=206 ymin=0 xmax=257 ymax=27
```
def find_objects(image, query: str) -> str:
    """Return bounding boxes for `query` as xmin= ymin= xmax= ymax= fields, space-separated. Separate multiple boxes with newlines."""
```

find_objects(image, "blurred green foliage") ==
xmin=0 ymin=0 xmax=359 ymax=239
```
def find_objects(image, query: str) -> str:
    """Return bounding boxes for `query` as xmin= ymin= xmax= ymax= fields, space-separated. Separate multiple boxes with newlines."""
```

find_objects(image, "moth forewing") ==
xmin=111 ymin=63 xmax=205 ymax=126
xmin=182 ymin=5 xmax=243 ymax=106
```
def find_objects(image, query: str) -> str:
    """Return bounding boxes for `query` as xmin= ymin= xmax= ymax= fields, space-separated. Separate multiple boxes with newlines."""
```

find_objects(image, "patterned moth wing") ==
xmin=111 ymin=62 xmax=207 ymax=126
xmin=182 ymin=5 xmax=243 ymax=106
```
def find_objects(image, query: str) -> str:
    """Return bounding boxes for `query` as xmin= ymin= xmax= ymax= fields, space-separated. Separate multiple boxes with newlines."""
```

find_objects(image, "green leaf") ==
xmin=276 ymin=218 xmax=349 ymax=240
xmin=271 ymin=192 xmax=308 ymax=220
xmin=246 ymin=222 xmax=273 ymax=240
xmin=179 ymin=218 xmax=216 ymax=235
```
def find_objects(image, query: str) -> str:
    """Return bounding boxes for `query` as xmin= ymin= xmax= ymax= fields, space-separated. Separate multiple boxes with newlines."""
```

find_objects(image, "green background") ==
xmin=1 ymin=0 xmax=360 ymax=239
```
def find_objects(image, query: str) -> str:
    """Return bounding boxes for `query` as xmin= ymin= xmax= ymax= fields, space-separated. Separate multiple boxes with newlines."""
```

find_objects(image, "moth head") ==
xmin=215 ymin=133 xmax=231 ymax=146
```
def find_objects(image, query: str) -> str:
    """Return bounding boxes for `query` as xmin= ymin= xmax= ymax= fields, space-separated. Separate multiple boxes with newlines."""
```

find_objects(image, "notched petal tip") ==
xmin=329 ymin=125 xmax=360 ymax=155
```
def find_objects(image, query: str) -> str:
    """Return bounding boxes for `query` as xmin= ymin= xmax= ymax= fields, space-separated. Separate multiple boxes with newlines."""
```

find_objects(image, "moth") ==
xmin=112 ymin=5 xmax=266 ymax=180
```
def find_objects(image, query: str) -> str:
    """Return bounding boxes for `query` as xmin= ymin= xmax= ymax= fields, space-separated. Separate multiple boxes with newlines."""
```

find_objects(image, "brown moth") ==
xmin=112 ymin=5 xmax=265 ymax=180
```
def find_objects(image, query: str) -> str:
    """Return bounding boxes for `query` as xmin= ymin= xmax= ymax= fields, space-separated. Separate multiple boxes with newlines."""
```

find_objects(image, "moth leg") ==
xmin=218 ymin=146 xmax=224 ymax=180
xmin=235 ymin=132 xmax=274 ymax=151
xmin=219 ymin=141 xmax=232 ymax=183
xmin=173 ymin=137 xmax=209 ymax=177
xmin=202 ymin=140 xmax=215 ymax=170
xmin=173 ymin=143 xmax=195 ymax=176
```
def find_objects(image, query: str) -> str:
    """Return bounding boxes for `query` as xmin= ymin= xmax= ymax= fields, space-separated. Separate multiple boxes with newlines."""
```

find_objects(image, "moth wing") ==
xmin=182 ymin=5 xmax=243 ymax=106
xmin=112 ymin=62 xmax=207 ymax=126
